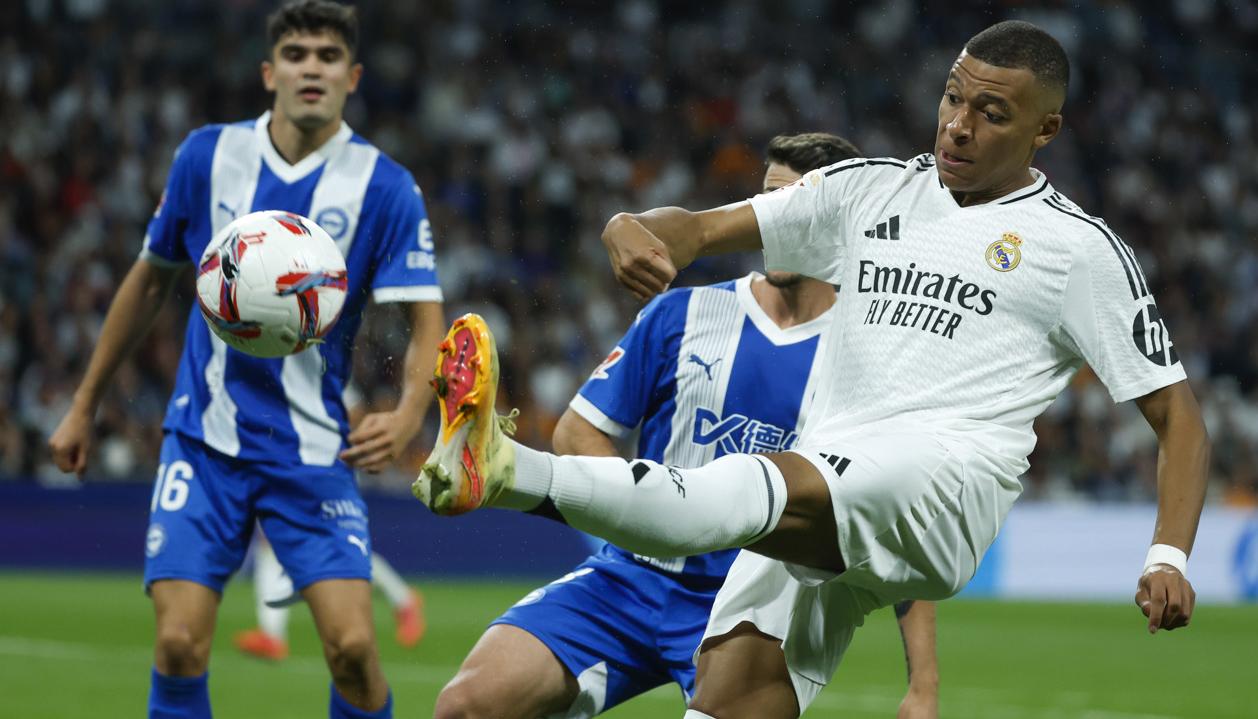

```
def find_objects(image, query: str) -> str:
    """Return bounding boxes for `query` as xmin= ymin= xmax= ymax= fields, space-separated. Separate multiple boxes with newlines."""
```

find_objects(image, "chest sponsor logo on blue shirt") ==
xmin=692 ymin=407 xmax=797 ymax=455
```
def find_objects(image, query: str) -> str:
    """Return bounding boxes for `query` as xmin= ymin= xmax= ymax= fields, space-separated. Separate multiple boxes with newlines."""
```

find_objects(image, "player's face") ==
xmin=934 ymin=51 xmax=1061 ymax=200
xmin=762 ymin=161 xmax=805 ymax=287
xmin=262 ymin=31 xmax=362 ymax=131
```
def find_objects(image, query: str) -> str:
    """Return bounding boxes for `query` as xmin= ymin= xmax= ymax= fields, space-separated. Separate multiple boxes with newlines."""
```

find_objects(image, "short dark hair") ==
xmin=965 ymin=20 xmax=1069 ymax=96
xmin=267 ymin=1 xmax=359 ymax=57
xmin=764 ymin=133 xmax=862 ymax=174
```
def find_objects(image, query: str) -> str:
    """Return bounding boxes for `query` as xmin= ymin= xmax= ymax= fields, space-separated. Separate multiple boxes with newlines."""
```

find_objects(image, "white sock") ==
xmin=253 ymin=544 xmax=289 ymax=640
xmin=684 ymin=711 xmax=717 ymax=718
xmin=370 ymin=553 xmax=411 ymax=608
xmin=545 ymin=453 xmax=786 ymax=557
xmin=491 ymin=440 xmax=555 ymax=510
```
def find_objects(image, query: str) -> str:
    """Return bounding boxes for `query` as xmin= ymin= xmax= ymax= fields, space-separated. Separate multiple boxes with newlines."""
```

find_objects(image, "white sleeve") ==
xmin=1058 ymin=230 xmax=1187 ymax=403
xmin=749 ymin=161 xmax=858 ymax=284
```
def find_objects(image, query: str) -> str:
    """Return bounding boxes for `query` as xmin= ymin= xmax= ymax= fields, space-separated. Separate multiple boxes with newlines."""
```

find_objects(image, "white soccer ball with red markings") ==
xmin=195 ymin=210 xmax=348 ymax=358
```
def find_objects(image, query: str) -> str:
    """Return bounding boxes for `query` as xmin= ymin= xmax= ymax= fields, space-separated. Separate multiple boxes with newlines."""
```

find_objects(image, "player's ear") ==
xmin=346 ymin=62 xmax=363 ymax=94
xmin=1032 ymin=112 xmax=1061 ymax=150
xmin=261 ymin=60 xmax=276 ymax=92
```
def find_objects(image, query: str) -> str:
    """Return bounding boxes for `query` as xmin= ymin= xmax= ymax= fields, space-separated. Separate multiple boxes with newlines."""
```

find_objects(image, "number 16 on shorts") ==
xmin=151 ymin=461 xmax=195 ymax=513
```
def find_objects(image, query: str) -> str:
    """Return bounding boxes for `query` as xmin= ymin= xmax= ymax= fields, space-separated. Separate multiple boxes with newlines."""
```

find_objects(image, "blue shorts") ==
xmin=493 ymin=546 xmax=721 ymax=714
xmin=143 ymin=431 xmax=371 ymax=594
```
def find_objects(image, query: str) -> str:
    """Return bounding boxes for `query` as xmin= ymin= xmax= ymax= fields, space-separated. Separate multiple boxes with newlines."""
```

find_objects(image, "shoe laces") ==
xmin=497 ymin=407 xmax=520 ymax=436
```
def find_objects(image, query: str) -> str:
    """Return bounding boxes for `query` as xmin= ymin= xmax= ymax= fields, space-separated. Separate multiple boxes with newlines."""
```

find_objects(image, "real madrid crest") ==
xmin=986 ymin=232 xmax=1022 ymax=272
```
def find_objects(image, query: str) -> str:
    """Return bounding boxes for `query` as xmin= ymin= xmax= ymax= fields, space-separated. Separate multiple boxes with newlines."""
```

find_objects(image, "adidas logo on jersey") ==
xmin=864 ymin=215 xmax=901 ymax=240
xmin=818 ymin=453 xmax=851 ymax=477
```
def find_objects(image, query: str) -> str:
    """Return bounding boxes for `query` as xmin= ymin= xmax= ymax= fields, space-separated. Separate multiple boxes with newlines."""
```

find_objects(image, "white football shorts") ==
xmin=700 ymin=427 xmax=1020 ymax=711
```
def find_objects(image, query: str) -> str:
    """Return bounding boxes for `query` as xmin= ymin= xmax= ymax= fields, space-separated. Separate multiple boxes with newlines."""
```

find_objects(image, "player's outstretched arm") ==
xmin=341 ymin=301 xmax=445 ymax=473
xmin=49 ymin=257 xmax=183 ymax=476
xmin=601 ymin=204 xmax=761 ymax=301
xmin=894 ymin=600 xmax=939 ymax=719
xmin=1133 ymin=380 xmax=1210 ymax=633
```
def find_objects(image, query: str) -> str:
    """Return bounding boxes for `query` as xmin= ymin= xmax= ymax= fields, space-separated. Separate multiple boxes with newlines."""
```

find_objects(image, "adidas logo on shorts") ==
xmin=818 ymin=453 xmax=852 ymax=477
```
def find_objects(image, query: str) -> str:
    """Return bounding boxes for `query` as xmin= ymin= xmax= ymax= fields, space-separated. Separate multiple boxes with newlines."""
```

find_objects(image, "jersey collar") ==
xmin=736 ymin=273 xmax=835 ymax=346
xmin=933 ymin=166 xmax=1054 ymax=209
xmin=255 ymin=111 xmax=353 ymax=184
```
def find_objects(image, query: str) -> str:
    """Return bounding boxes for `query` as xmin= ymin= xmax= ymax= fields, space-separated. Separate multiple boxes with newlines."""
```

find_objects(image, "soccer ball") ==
xmin=195 ymin=210 xmax=348 ymax=358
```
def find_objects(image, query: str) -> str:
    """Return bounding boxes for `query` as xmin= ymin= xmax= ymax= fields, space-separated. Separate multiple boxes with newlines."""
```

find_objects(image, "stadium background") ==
xmin=1 ymin=0 xmax=1255 ymax=717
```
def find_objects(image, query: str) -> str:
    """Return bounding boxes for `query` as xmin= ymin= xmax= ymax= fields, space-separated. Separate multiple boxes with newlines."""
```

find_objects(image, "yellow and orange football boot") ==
xmin=412 ymin=313 xmax=518 ymax=515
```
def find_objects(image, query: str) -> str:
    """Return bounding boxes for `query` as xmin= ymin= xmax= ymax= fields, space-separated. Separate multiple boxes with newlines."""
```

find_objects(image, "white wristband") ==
xmin=1143 ymin=544 xmax=1188 ymax=576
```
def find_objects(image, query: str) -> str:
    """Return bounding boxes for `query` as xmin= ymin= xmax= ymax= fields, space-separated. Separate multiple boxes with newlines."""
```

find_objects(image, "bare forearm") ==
xmin=895 ymin=600 xmax=939 ymax=689
xmin=601 ymin=201 xmax=759 ymax=301
xmin=72 ymin=260 xmax=179 ymax=412
xmin=634 ymin=203 xmax=761 ymax=258
xmin=1139 ymin=382 xmax=1210 ymax=555
xmin=395 ymin=302 xmax=445 ymax=424
xmin=1153 ymin=423 xmax=1209 ymax=555
xmin=606 ymin=203 xmax=761 ymax=269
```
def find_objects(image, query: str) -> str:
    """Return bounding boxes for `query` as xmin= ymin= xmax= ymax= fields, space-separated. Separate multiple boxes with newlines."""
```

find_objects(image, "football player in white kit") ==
xmin=413 ymin=20 xmax=1209 ymax=718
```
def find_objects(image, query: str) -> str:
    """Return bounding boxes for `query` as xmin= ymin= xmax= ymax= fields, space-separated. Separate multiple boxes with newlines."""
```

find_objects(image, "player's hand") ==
xmin=1135 ymin=565 xmax=1196 ymax=634
xmin=48 ymin=407 xmax=94 ymax=477
xmin=601 ymin=213 xmax=679 ymax=301
xmin=897 ymin=683 xmax=938 ymax=719
xmin=339 ymin=410 xmax=420 ymax=473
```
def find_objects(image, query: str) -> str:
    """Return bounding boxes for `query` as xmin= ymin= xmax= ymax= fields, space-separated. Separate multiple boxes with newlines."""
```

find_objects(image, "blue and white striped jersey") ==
xmin=570 ymin=273 xmax=833 ymax=581
xmin=142 ymin=112 xmax=442 ymax=465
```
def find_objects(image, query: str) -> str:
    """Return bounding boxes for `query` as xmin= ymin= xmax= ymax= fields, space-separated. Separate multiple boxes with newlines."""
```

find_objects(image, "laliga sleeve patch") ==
xmin=1132 ymin=304 xmax=1178 ymax=366
xmin=590 ymin=346 xmax=625 ymax=380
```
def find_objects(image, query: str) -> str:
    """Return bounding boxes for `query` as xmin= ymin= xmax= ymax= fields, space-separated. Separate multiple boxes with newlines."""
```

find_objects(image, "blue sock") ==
xmin=329 ymin=685 xmax=392 ymax=719
xmin=149 ymin=668 xmax=210 ymax=719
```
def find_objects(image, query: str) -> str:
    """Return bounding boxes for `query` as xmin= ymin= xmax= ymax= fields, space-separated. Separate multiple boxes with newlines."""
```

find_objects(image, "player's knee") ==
xmin=433 ymin=673 xmax=494 ymax=719
xmin=322 ymin=627 xmax=376 ymax=681
xmin=154 ymin=625 xmax=210 ymax=675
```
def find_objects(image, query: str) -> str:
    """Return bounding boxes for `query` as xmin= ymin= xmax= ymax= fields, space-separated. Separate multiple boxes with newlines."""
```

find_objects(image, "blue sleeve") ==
xmin=569 ymin=291 xmax=687 ymax=437
xmin=141 ymin=137 xmax=199 ymax=266
xmin=370 ymin=173 xmax=443 ymax=303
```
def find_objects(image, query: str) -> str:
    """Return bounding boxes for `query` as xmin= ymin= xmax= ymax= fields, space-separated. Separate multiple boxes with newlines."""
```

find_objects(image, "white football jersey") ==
xmin=750 ymin=154 xmax=1187 ymax=471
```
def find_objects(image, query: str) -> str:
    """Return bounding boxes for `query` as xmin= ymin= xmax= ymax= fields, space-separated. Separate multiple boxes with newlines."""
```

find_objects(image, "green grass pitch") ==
xmin=1 ymin=572 xmax=1254 ymax=718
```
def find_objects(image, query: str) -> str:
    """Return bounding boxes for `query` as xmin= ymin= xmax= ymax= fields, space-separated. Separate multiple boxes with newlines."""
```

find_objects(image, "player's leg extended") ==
xmin=304 ymin=579 xmax=392 ymax=716
xmin=414 ymin=314 xmax=843 ymax=571
xmin=435 ymin=625 xmax=579 ymax=719
xmin=150 ymin=580 xmax=219 ymax=719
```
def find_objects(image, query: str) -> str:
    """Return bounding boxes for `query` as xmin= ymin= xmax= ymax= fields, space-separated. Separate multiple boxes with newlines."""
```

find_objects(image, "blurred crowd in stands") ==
xmin=1 ymin=0 xmax=1255 ymax=505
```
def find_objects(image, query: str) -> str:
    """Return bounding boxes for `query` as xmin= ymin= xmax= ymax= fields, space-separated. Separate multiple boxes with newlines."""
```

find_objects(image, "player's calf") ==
xmin=305 ymin=579 xmax=390 ymax=713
